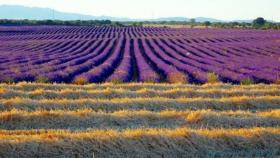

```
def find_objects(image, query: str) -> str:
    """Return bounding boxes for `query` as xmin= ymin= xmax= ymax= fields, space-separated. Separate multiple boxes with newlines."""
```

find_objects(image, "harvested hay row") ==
xmin=1 ymin=82 xmax=280 ymax=91
xmin=0 ymin=96 xmax=280 ymax=111
xmin=0 ymin=128 xmax=279 ymax=157
xmin=0 ymin=109 xmax=280 ymax=129
xmin=1 ymin=87 xmax=280 ymax=99
xmin=0 ymin=83 xmax=280 ymax=157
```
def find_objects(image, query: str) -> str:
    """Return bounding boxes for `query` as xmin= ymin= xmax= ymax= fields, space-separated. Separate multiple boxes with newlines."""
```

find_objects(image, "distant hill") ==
xmin=150 ymin=17 xmax=189 ymax=22
xmin=0 ymin=5 xmax=135 ymax=21
xmin=149 ymin=17 xmax=222 ymax=23
xmin=0 ymin=5 xmax=252 ymax=22
xmin=0 ymin=5 xmax=85 ymax=20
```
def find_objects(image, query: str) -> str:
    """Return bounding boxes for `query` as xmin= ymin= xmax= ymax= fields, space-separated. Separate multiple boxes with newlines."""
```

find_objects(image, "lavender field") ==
xmin=0 ymin=26 xmax=280 ymax=84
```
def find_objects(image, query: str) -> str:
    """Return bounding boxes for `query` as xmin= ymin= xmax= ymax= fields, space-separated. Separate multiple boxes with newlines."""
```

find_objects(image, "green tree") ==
xmin=204 ymin=21 xmax=211 ymax=28
xmin=190 ymin=18 xmax=196 ymax=23
xmin=264 ymin=22 xmax=274 ymax=29
xmin=252 ymin=17 xmax=266 ymax=29
xmin=232 ymin=22 xmax=239 ymax=28
xmin=189 ymin=18 xmax=196 ymax=28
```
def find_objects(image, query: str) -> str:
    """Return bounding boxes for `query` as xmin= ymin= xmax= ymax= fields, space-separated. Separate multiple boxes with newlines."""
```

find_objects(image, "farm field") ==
xmin=0 ymin=26 xmax=280 ymax=84
xmin=0 ymin=82 xmax=280 ymax=157
xmin=1 ymin=0 xmax=280 ymax=157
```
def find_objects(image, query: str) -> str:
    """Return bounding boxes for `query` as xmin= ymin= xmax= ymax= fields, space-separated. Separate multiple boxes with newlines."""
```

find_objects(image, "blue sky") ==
xmin=0 ymin=0 xmax=279 ymax=21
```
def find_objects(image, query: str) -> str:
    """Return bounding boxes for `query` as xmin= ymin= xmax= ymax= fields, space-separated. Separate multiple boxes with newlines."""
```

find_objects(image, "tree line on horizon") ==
xmin=0 ymin=17 xmax=279 ymax=30
xmin=132 ymin=17 xmax=280 ymax=30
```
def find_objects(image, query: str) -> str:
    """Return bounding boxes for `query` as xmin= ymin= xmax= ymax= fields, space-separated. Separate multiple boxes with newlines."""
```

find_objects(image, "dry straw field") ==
xmin=0 ymin=82 xmax=280 ymax=157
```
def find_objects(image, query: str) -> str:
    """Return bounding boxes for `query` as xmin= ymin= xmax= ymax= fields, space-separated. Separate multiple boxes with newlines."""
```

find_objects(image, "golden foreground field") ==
xmin=0 ymin=82 xmax=280 ymax=157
